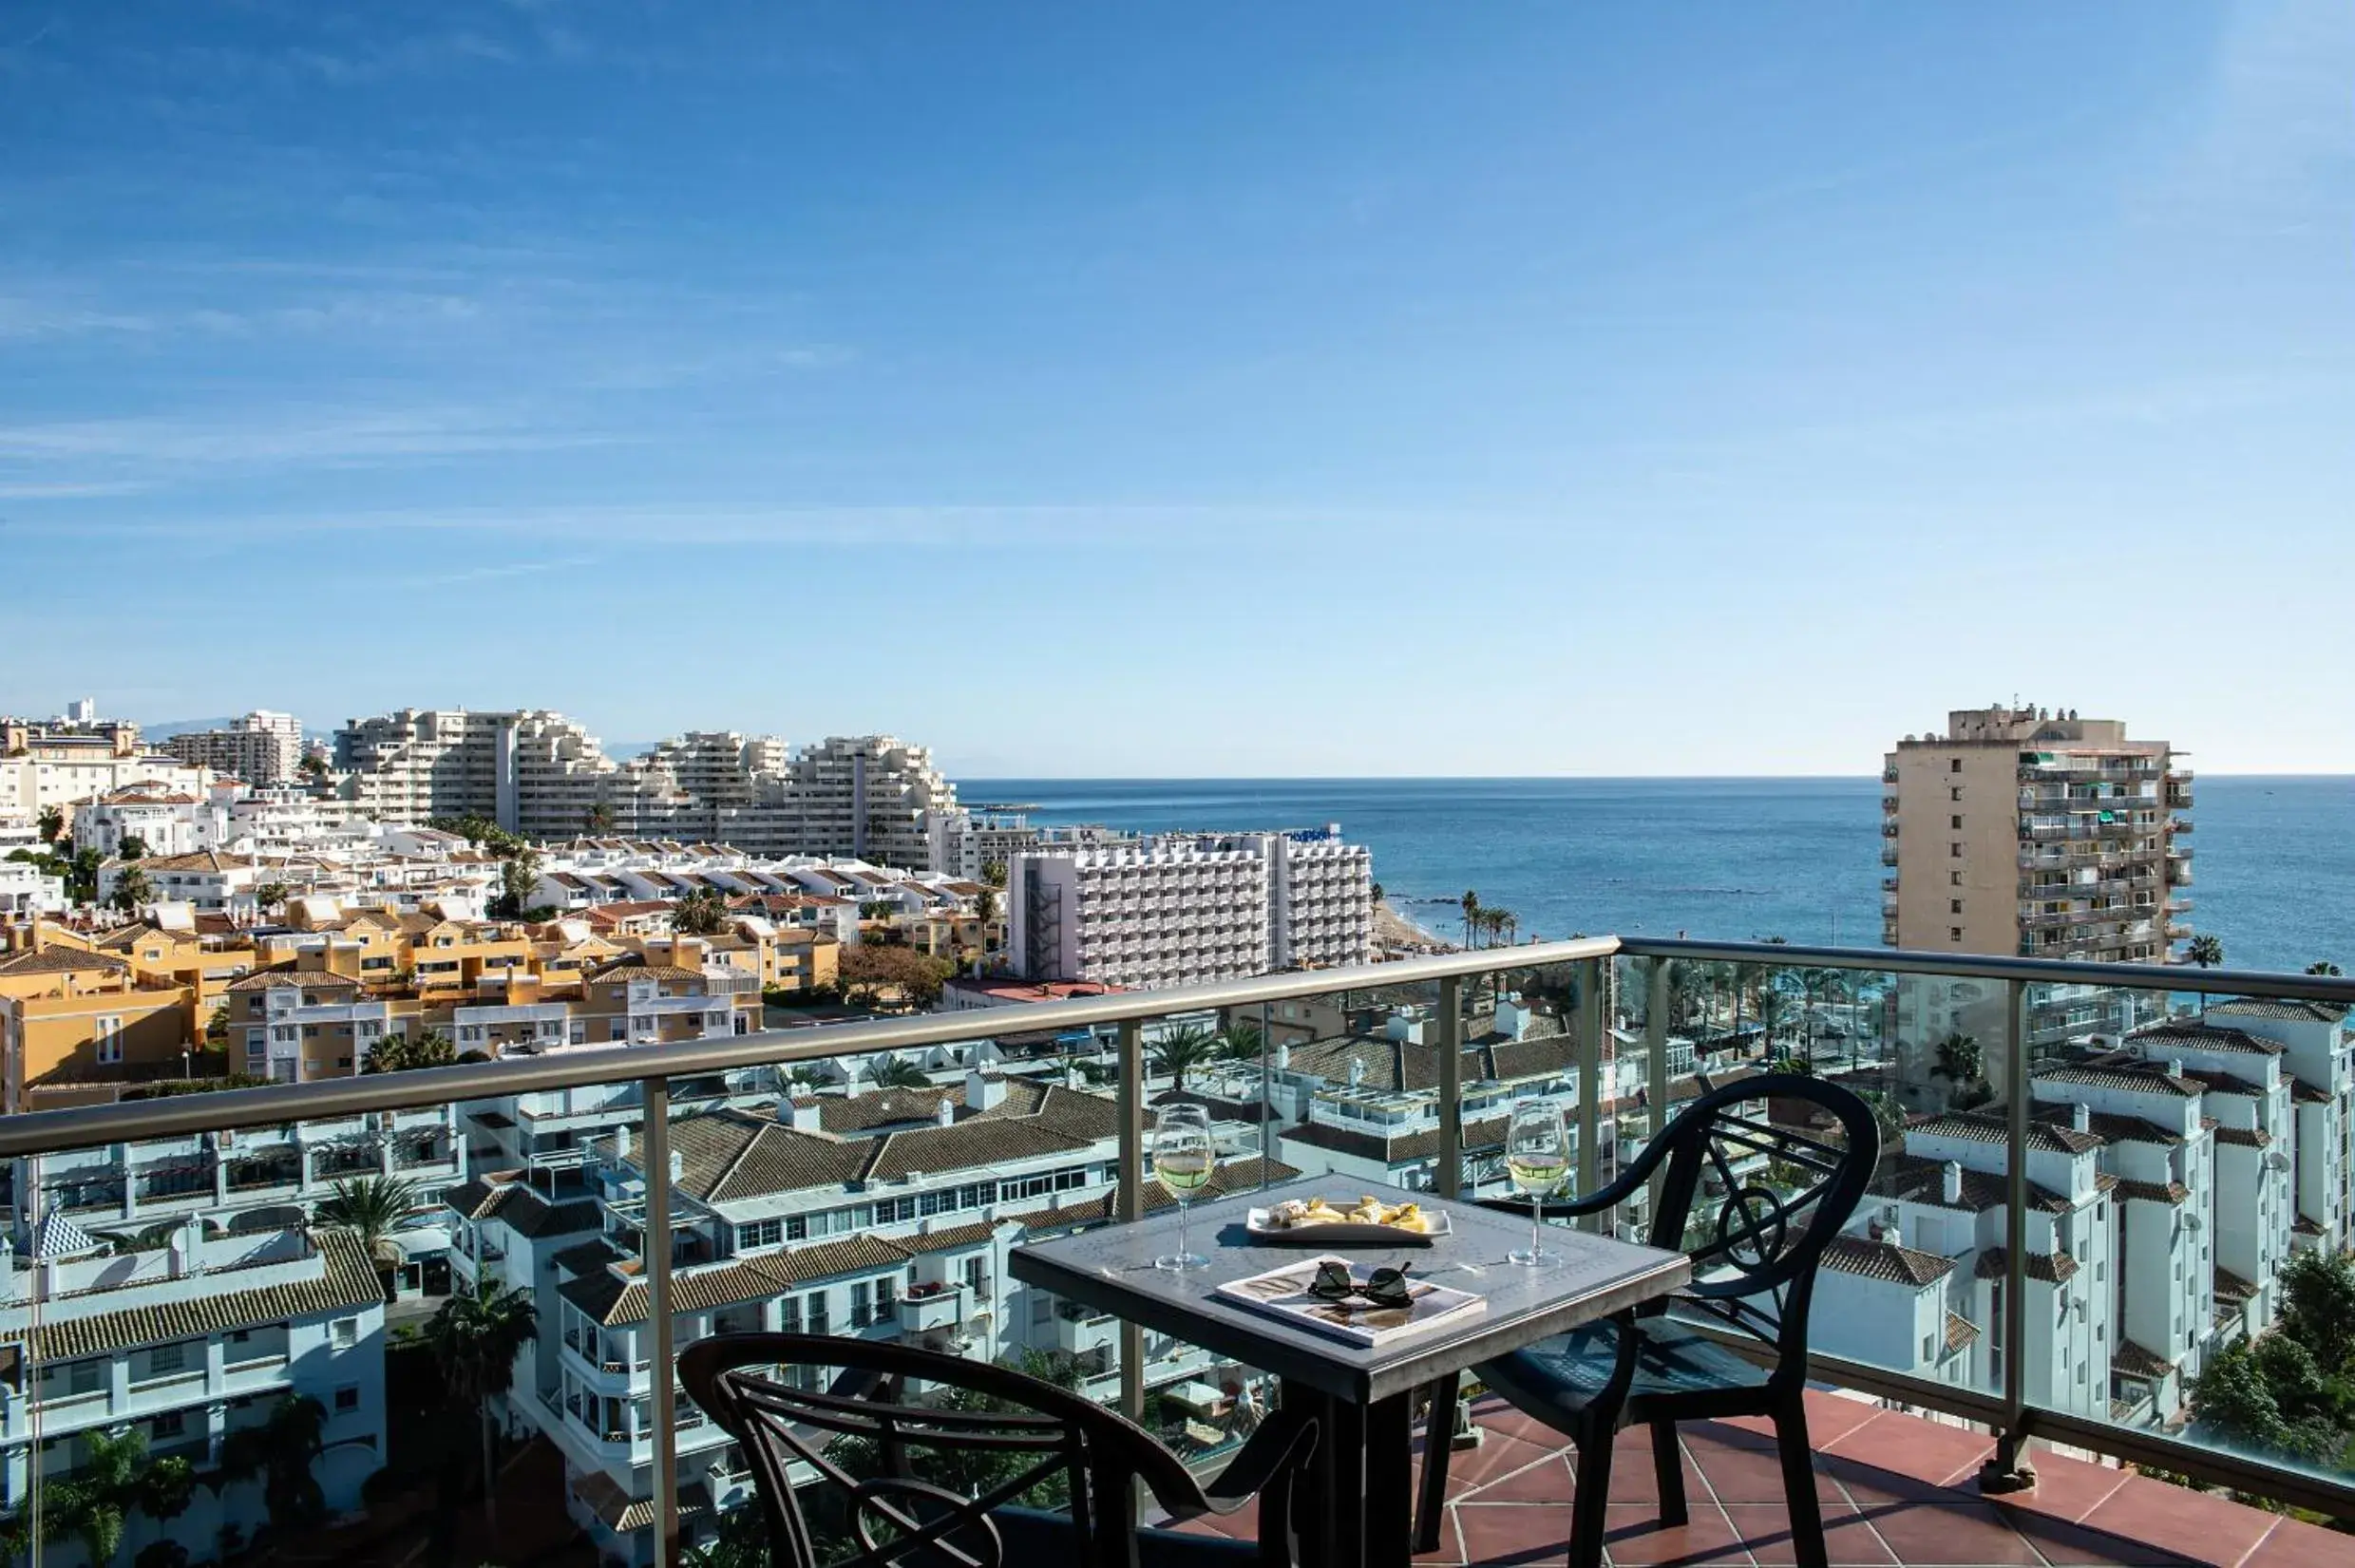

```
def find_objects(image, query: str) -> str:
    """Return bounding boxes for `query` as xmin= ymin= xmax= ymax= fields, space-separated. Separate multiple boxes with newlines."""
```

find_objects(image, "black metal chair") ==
xmin=1414 ymin=1073 xmax=1880 ymax=1568
xmin=681 ymin=1334 xmax=1320 ymax=1568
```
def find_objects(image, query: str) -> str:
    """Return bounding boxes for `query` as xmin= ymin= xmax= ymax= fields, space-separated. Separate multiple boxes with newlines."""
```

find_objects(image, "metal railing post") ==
xmin=1435 ymin=975 xmax=1464 ymax=1200
xmin=1983 ymin=981 xmax=2035 ymax=1492
xmin=1575 ymin=958 xmax=1603 ymax=1232
xmin=644 ymin=1077 xmax=680 ymax=1565
xmin=1115 ymin=1018 xmax=1147 ymax=1424
xmin=1645 ymin=958 xmax=1671 ymax=1230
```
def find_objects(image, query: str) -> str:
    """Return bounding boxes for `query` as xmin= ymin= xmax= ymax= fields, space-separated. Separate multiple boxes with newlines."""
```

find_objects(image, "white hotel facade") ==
xmin=1005 ymin=829 xmax=1374 ymax=991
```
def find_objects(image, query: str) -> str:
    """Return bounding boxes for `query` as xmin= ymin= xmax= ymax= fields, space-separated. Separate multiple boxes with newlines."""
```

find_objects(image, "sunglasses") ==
xmin=1306 ymin=1259 xmax=1415 ymax=1311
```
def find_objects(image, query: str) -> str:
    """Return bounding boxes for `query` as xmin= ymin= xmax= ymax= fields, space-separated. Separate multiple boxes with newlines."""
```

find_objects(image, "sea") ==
xmin=963 ymin=778 xmax=2355 ymax=978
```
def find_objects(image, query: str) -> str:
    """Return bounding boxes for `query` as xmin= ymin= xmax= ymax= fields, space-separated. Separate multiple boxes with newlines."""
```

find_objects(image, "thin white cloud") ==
xmin=0 ymin=406 xmax=625 ymax=468
xmin=389 ymin=554 xmax=602 ymax=588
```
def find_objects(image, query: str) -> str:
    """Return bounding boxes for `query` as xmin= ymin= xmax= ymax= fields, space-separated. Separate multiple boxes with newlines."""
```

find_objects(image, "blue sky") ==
xmin=4 ymin=3 xmax=2350 ymax=775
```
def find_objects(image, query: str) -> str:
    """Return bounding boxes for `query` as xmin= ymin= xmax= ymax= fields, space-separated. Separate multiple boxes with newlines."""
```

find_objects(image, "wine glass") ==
xmin=1505 ymin=1100 xmax=1567 ymax=1267
xmin=1152 ymin=1104 xmax=1217 ymax=1272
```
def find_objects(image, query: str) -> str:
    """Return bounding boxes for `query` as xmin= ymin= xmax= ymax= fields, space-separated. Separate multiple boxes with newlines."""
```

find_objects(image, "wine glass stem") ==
xmin=1177 ymin=1199 xmax=1187 ymax=1262
xmin=1531 ymin=1195 xmax=1542 ymax=1260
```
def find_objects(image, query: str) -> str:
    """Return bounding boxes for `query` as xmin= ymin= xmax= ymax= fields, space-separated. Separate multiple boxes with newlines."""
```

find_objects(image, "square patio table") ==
xmin=1009 ymin=1176 xmax=1690 ymax=1568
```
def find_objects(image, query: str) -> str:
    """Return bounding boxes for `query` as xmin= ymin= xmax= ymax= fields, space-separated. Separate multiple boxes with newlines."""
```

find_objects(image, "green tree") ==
xmin=673 ymin=887 xmax=730 ymax=935
xmin=979 ymin=860 xmax=1006 ymax=888
xmin=2184 ymin=934 xmax=2226 ymax=1013
xmin=1460 ymin=889 xmax=1481 ymax=948
xmin=839 ymin=944 xmax=953 ymax=1008
xmin=1215 ymin=1018 xmax=1266 ymax=1064
xmin=109 ymin=862 xmax=156 ymax=913
xmin=582 ymin=800 xmax=616 ymax=835
xmin=489 ymin=845 xmax=542 ymax=918
xmin=117 ymin=833 xmax=149 ymax=860
xmin=254 ymin=880 xmax=293 ymax=915
xmin=975 ymin=886 xmax=999 ymax=927
xmin=871 ymin=1056 xmax=931 ymax=1089
xmin=367 ymin=1028 xmax=456 ymax=1073
xmin=423 ymin=1274 xmax=539 ymax=1538
xmin=295 ymin=753 xmax=330 ymax=784
xmin=36 ymin=804 xmax=65 ymax=844
xmin=2306 ymin=960 xmax=2343 ymax=977
xmin=67 ymin=844 xmax=104 ymax=902
xmin=680 ymin=1504 xmax=771 ymax=1568
xmin=1932 ymin=1031 xmax=1983 ymax=1085
xmin=36 ymin=1425 xmax=196 ymax=1565
xmin=135 ymin=1540 xmax=192 ymax=1568
xmin=316 ymin=1175 xmax=425 ymax=1301
xmin=1149 ymin=1021 xmax=1222 ymax=1092
xmin=220 ymin=1393 xmax=328 ymax=1535
xmin=2276 ymin=1250 xmax=2355 ymax=1378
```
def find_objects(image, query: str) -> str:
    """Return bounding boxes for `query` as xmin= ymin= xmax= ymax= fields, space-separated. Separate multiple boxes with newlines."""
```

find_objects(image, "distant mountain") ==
xmin=140 ymin=717 xmax=237 ymax=741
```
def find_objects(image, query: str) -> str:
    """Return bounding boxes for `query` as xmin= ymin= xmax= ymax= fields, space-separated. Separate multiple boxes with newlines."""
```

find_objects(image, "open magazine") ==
xmin=1215 ymin=1254 xmax=1487 ymax=1349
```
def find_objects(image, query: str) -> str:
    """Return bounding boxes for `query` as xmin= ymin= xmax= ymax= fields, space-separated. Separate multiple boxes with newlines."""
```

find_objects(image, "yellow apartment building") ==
xmin=0 ymin=947 xmax=199 ymax=1110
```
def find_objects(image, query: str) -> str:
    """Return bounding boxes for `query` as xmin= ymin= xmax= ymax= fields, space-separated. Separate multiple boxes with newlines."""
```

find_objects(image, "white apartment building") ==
xmin=769 ymin=735 xmax=960 ymax=869
xmin=463 ymin=1072 xmax=1123 ymax=1565
xmin=1006 ymin=829 xmax=1374 ymax=991
xmin=2028 ymin=1062 xmax=2217 ymax=1423
xmin=161 ymin=710 xmax=307 ymax=788
xmin=2203 ymin=997 xmax=2355 ymax=1253
xmin=0 ymin=860 xmax=66 ymax=917
xmin=1834 ymin=1113 xmax=2115 ymax=1423
xmin=0 ymin=1213 xmax=389 ymax=1560
xmin=334 ymin=708 xmax=620 ymax=840
xmin=73 ymin=783 xmax=226 ymax=858
xmin=1814 ymin=1235 xmax=1981 ymax=1389
xmin=0 ymin=740 xmax=210 ymax=821
xmin=926 ymin=809 xmax=1125 ymax=881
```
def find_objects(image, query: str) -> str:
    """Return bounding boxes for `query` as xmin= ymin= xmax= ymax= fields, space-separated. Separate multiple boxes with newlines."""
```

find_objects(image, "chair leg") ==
xmin=1412 ymin=1373 xmax=1458 ymax=1556
xmin=1650 ymin=1419 xmax=1686 ymax=1527
xmin=1568 ymin=1431 xmax=1614 ymax=1568
xmin=1774 ymin=1397 xmax=1828 ymax=1568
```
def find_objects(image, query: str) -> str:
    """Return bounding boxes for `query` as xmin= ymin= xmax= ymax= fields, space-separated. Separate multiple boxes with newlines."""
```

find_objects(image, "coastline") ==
xmin=1374 ymin=897 xmax=1455 ymax=956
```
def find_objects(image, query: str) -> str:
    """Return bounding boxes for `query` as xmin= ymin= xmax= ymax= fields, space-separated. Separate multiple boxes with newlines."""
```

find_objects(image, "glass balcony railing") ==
xmin=0 ymin=936 xmax=2347 ymax=1567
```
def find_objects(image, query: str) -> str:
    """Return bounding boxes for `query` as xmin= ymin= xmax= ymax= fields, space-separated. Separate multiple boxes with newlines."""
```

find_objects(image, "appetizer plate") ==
xmin=1243 ymin=1207 xmax=1452 ymax=1247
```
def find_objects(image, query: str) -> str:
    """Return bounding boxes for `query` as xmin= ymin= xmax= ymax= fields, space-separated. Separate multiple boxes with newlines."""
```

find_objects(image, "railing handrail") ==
xmin=0 ymin=935 xmax=1621 ymax=1156
xmin=6 ymin=933 xmax=2350 ymax=1157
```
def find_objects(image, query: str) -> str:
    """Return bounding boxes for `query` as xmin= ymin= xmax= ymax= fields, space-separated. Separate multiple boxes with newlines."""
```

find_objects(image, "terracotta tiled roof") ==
xmin=2031 ymin=1065 xmax=2201 ymax=1100
xmin=1973 ymin=1246 xmax=2080 ymax=1284
xmin=2211 ymin=1124 xmax=2271 ymax=1148
xmin=0 ymin=947 xmax=130 ymax=977
xmin=224 ymin=965 xmax=359 ymax=993
xmin=1821 ymin=1235 xmax=1955 ymax=1288
xmin=2112 ymin=1179 xmax=2191 ymax=1206
xmin=897 ymin=1219 xmax=1002 ymax=1255
xmin=2035 ymin=1104 xmax=2183 ymax=1146
xmin=2113 ymin=1339 xmax=2177 ymax=1380
xmin=19 ymin=1232 xmax=382 ymax=1361
xmin=1914 ymin=1110 xmax=2104 ymax=1154
xmin=1945 ymin=1311 xmax=1981 ymax=1352
xmin=2207 ymin=997 xmax=2349 ymax=1026
xmin=2131 ymin=1022 xmax=2283 ymax=1057
xmin=1878 ymin=1154 xmax=2076 ymax=1215
xmin=2213 ymin=1268 xmax=2258 ymax=1303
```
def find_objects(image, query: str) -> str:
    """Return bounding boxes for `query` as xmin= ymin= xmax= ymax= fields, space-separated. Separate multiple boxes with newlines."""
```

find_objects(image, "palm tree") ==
xmin=1460 ymin=890 xmax=1482 ymax=948
xmin=424 ymin=1274 xmax=539 ymax=1539
xmin=118 ymin=834 xmax=149 ymax=860
xmin=1215 ymin=1019 xmax=1266 ymax=1065
xmin=582 ymin=801 xmax=616 ymax=835
xmin=219 ymin=1393 xmax=328 ymax=1533
xmin=1149 ymin=1022 xmax=1222 ymax=1092
xmin=1933 ymin=1031 xmax=1983 ymax=1085
xmin=2306 ymin=961 xmax=2343 ymax=977
xmin=2185 ymin=934 xmax=2226 ymax=1013
xmin=673 ymin=887 xmax=729 ymax=935
xmin=976 ymin=886 xmax=999 ymax=927
xmin=367 ymin=1028 xmax=456 ymax=1073
xmin=35 ymin=804 xmax=64 ymax=844
xmin=110 ymin=862 xmax=156 ymax=913
xmin=316 ymin=1175 xmax=424 ymax=1301
xmin=33 ymin=1425 xmax=196 ymax=1565
xmin=871 ymin=1056 xmax=930 ymax=1090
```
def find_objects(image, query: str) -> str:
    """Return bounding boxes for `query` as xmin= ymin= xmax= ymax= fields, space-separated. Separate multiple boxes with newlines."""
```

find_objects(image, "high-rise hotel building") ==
xmin=1883 ymin=705 xmax=2192 ymax=962
xmin=1882 ymin=706 xmax=2194 ymax=1068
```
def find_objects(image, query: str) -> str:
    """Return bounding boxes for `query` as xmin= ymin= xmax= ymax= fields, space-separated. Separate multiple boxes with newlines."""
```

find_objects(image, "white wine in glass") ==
xmin=1506 ymin=1101 xmax=1567 ymax=1267
xmin=1153 ymin=1104 xmax=1217 ymax=1272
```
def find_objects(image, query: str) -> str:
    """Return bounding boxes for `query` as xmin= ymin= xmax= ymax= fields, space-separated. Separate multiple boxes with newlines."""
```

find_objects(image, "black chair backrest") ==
xmin=1633 ymin=1073 xmax=1879 ymax=1368
xmin=681 ymin=1333 xmax=1209 ymax=1568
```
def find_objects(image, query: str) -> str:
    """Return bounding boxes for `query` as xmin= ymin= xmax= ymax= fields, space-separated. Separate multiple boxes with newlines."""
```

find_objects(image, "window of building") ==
xmin=1950 ymin=899 xmax=1963 ymax=916
xmin=1950 ymin=927 xmax=1964 ymax=942
xmin=737 ymin=1219 xmax=782 ymax=1251
xmin=1949 ymin=843 xmax=1963 ymax=859
xmin=151 ymin=1411 xmax=185 ymax=1440
xmin=148 ymin=1342 xmax=185 ymax=1376
xmin=334 ymin=1385 xmax=361 ymax=1413
xmin=1949 ymin=815 xmax=1963 ymax=831
xmin=331 ymin=1316 xmax=359 ymax=1351
xmin=1950 ymin=759 xmax=1962 ymax=773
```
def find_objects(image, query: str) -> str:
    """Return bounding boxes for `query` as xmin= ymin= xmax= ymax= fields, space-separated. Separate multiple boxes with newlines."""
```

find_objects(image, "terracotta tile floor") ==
xmin=1177 ymin=1391 xmax=2346 ymax=1567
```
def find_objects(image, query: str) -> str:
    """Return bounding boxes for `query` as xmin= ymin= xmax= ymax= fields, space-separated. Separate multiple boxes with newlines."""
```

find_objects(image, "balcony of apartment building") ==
xmin=0 ymin=938 xmax=2347 ymax=1568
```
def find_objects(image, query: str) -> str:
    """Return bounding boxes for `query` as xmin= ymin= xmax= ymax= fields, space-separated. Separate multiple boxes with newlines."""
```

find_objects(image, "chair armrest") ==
xmin=1468 ymin=1156 xmax=1654 ymax=1222
xmin=1193 ymin=1407 xmax=1319 ymax=1519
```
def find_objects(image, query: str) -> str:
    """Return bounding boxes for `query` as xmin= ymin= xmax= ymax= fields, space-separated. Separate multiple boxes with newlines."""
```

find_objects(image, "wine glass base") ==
xmin=1507 ymin=1247 xmax=1560 ymax=1268
xmin=1154 ymin=1252 xmax=1209 ymax=1272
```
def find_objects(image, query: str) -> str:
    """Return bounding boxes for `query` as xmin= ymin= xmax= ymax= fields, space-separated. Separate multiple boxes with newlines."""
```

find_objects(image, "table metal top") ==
xmin=1008 ymin=1176 xmax=1690 ymax=1404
